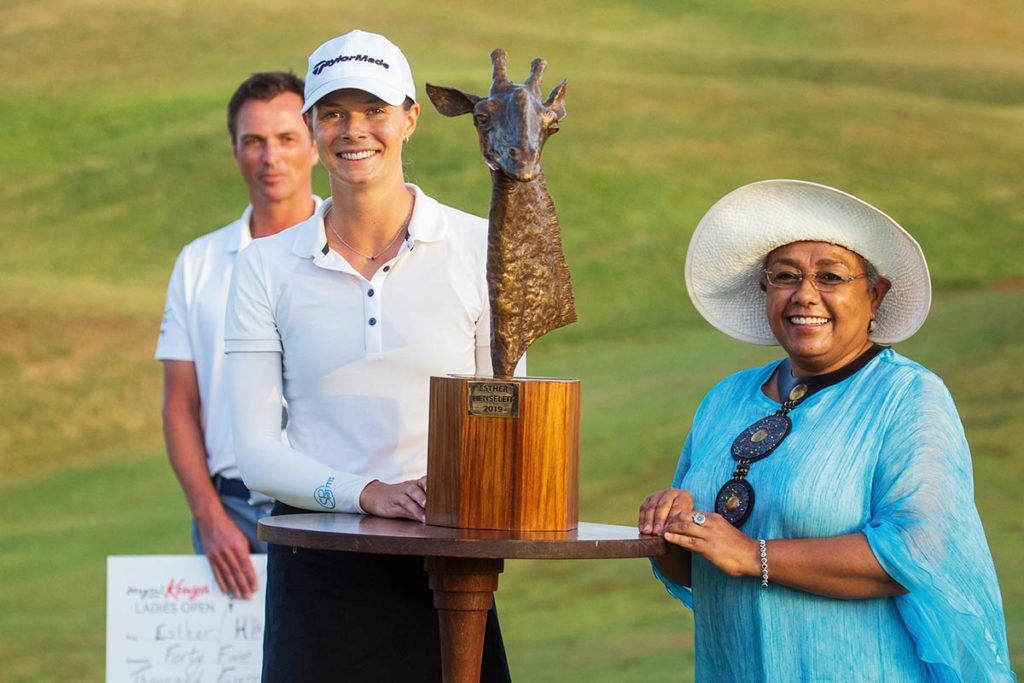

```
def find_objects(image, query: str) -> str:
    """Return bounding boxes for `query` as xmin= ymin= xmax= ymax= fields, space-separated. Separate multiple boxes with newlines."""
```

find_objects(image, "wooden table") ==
xmin=259 ymin=513 xmax=667 ymax=682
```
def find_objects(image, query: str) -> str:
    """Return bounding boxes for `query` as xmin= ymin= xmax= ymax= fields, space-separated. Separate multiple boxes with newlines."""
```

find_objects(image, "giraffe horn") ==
xmin=526 ymin=58 xmax=547 ymax=92
xmin=490 ymin=48 xmax=511 ymax=92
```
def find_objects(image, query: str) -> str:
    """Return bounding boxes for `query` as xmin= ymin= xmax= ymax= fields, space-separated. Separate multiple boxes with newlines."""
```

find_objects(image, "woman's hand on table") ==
xmin=639 ymin=488 xmax=695 ymax=585
xmin=663 ymin=511 xmax=759 ymax=579
xmin=359 ymin=476 xmax=429 ymax=522
xmin=638 ymin=487 xmax=695 ymax=536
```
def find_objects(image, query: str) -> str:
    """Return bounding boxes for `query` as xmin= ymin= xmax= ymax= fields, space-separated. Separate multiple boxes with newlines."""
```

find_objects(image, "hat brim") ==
xmin=302 ymin=76 xmax=411 ymax=113
xmin=685 ymin=179 xmax=932 ymax=345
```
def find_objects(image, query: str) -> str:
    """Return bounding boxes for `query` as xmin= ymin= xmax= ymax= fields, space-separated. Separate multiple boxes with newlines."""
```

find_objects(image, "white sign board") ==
xmin=106 ymin=555 xmax=266 ymax=683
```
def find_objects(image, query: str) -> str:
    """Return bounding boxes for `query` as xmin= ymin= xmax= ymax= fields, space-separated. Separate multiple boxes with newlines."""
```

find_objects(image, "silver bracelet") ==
xmin=758 ymin=539 xmax=769 ymax=589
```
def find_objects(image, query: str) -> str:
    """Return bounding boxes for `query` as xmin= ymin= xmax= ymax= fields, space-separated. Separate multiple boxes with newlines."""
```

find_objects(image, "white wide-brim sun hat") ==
xmin=685 ymin=179 xmax=931 ymax=346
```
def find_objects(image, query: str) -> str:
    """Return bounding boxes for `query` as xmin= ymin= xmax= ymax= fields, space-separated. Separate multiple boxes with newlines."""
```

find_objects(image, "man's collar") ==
xmin=228 ymin=205 xmax=254 ymax=254
xmin=230 ymin=197 xmax=323 ymax=254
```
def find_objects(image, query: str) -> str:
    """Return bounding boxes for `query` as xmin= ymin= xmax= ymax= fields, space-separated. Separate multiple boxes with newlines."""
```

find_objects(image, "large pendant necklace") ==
xmin=714 ymin=344 xmax=885 ymax=527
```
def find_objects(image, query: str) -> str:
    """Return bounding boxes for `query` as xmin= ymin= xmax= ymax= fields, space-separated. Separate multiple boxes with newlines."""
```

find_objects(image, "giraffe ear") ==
xmin=544 ymin=80 xmax=567 ymax=121
xmin=426 ymin=84 xmax=482 ymax=117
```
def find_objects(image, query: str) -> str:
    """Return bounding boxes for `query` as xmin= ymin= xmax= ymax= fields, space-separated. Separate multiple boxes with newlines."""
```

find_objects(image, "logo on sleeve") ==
xmin=314 ymin=476 xmax=336 ymax=509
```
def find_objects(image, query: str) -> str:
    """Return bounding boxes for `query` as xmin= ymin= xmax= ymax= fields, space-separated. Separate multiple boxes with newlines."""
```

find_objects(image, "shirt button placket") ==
xmin=365 ymin=274 xmax=385 ymax=354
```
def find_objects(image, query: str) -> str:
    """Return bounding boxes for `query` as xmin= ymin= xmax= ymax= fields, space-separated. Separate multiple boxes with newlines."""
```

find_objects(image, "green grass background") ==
xmin=1 ymin=0 xmax=1021 ymax=680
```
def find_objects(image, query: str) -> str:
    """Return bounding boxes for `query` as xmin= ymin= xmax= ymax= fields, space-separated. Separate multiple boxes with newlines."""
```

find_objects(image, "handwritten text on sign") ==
xmin=106 ymin=555 xmax=266 ymax=683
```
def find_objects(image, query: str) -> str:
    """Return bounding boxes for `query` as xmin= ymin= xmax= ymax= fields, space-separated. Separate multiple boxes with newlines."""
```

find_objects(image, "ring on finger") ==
xmin=692 ymin=511 xmax=707 ymax=526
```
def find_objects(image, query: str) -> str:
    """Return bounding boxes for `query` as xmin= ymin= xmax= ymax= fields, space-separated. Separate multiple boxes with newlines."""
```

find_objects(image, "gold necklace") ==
xmin=326 ymin=204 xmax=413 ymax=261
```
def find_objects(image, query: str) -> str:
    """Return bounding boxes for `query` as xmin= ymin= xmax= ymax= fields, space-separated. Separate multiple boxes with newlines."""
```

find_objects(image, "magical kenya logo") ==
xmin=164 ymin=578 xmax=211 ymax=601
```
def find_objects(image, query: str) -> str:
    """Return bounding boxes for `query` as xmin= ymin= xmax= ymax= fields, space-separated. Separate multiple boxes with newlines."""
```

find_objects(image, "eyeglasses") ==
xmin=762 ymin=267 xmax=869 ymax=293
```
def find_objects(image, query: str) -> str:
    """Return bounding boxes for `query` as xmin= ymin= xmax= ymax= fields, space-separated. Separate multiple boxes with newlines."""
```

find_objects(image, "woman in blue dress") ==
xmin=638 ymin=179 xmax=1015 ymax=682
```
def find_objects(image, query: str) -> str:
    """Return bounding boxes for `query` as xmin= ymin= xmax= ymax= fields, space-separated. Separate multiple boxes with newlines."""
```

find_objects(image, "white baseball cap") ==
xmin=685 ymin=179 xmax=932 ymax=345
xmin=302 ymin=30 xmax=416 ymax=113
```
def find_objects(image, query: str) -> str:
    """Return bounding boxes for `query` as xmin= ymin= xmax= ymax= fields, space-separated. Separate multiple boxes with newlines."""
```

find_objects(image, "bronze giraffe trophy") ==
xmin=424 ymin=50 xmax=580 ymax=537
xmin=427 ymin=49 xmax=576 ymax=379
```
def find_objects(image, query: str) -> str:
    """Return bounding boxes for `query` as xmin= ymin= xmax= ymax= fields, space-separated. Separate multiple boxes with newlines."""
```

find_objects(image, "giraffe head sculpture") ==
xmin=427 ymin=49 xmax=567 ymax=182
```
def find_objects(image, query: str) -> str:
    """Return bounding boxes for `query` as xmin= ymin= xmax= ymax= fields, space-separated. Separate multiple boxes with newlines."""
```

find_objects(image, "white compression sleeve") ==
xmin=226 ymin=350 xmax=374 ymax=513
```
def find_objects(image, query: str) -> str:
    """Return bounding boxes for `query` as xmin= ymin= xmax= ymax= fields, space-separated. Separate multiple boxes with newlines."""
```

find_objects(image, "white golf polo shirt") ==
xmin=224 ymin=185 xmax=509 ymax=513
xmin=155 ymin=201 xmax=319 ymax=479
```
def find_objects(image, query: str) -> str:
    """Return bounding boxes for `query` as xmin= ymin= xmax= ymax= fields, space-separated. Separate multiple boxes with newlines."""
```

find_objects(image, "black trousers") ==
xmin=262 ymin=503 xmax=512 ymax=682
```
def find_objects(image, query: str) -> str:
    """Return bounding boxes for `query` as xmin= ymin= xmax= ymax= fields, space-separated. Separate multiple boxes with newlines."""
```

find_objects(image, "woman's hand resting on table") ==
xmin=638 ymin=487 xmax=694 ymax=536
xmin=639 ymin=488 xmax=758 ymax=583
xmin=359 ymin=476 xmax=428 ymax=522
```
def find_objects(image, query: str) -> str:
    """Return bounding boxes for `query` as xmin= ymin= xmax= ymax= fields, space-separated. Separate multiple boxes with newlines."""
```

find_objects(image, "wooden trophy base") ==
xmin=426 ymin=375 xmax=580 ymax=532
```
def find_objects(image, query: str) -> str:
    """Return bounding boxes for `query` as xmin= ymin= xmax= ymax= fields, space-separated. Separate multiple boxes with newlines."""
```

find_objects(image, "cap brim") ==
xmin=302 ymin=76 xmax=411 ymax=113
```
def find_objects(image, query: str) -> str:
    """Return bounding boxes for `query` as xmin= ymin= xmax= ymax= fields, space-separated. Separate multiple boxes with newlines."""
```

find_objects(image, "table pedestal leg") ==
xmin=425 ymin=557 xmax=505 ymax=683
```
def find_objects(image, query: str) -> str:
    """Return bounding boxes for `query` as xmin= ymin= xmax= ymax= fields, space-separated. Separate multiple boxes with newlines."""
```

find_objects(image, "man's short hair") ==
xmin=227 ymin=71 xmax=306 ymax=144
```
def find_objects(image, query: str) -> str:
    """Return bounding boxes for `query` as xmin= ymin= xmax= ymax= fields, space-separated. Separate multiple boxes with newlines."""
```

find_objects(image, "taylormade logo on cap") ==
xmin=312 ymin=54 xmax=390 ymax=76
xmin=302 ymin=30 xmax=416 ymax=112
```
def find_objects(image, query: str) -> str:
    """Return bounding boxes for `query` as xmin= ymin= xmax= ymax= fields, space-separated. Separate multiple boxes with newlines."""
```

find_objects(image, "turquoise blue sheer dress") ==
xmin=654 ymin=349 xmax=1015 ymax=682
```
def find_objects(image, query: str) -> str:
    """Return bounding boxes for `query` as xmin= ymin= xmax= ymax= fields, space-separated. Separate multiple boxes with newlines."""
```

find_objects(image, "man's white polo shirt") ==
xmin=155 ymin=201 xmax=318 ymax=479
xmin=224 ymin=185 xmax=494 ymax=513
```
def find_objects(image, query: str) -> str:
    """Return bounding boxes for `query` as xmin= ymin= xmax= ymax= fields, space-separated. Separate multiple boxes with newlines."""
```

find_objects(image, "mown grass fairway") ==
xmin=1 ymin=1 xmax=1021 ymax=680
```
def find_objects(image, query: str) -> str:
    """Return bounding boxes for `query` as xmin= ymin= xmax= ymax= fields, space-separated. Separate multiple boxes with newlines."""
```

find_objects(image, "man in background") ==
xmin=155 ymin=72 xmax=319 ymax=598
